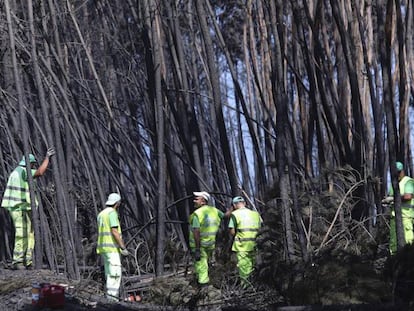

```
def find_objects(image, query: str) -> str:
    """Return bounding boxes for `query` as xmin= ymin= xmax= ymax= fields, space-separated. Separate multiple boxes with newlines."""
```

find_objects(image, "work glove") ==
xmin=46 ymin=147 xmax=56 ymax=157
xmin=382 ymin=196 xmax=394 ymax=204
xmin=194 ymin=249 xmax=201 ymax=261
xmin=120 ymin=248 xmax=129 ymax=256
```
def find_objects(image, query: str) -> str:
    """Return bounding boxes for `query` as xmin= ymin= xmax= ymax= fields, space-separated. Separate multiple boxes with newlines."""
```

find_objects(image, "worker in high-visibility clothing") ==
xmin=1 ymin=148 xmax=55 ymax=270
xmin=383 ymin=162 xmax=414 ymax=254
xmin=189 ymin=191 xmax=223 ymax=287
xmin=96 ymin=193 xmax=129 ymax=300
xmin=228 ymin=196 xmax=261 ymax=286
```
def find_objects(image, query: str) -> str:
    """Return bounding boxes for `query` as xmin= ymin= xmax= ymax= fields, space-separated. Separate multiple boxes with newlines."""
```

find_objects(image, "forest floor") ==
xmin=0 ymin=266 xmax=406 ymax=311
xmin=0 ymin=247 xmax=412 ymax=311
xmin=0 ymin=267 xmax=122 ymax=311
xmin=0 ymin=265 xmax=280 ymax=311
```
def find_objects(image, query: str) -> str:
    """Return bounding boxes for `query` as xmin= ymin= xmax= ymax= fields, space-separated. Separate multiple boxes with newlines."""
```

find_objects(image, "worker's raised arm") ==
xmin=34 ymin=148 xmax=55 ymax=178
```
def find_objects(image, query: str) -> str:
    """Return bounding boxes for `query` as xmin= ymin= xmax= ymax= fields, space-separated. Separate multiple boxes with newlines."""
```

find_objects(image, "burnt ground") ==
xmin=0 ymin=266 xmax=280 ymax=311
xmin=0 ymin=247 xmax=413 ymax=311
xmin=0 ymin=266 xmax=406 ymax=311
xmin=0 ymin=267 xmax=193 ymax=311
xmin=0 ymin=267 xmax=122 ymax=311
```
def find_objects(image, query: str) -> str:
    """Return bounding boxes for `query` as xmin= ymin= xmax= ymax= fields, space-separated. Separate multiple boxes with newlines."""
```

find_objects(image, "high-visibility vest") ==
xmin=231 ymin=207 xmax=261 ymax=252
xmin=189 ymin=205 xmax=221 ymax=249
xmin=96 ymin=207 xmax=121 ymax=254
xmin=390 ymin=176 xmax=414 ymax=208
xmin=1 ymin=166 xmax=36 ymax=210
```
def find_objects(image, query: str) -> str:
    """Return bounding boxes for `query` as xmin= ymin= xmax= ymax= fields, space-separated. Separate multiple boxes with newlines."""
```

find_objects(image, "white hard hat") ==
xmin=193 ymin=191 xmax=210 ymax=202
xmin=105 ymin=193 xmax=121 ymax=206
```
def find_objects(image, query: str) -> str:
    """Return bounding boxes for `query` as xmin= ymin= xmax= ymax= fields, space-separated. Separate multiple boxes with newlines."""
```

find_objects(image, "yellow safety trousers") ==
xmin=389 ymin=207 xmax=414 ymax=254
xmin=194 ymin=248 xmax=214 ymax=285
xmin=9 ymin=209 xmax=34 ymax=266
xmin=101 ymin=252 xmax=122 ymax=300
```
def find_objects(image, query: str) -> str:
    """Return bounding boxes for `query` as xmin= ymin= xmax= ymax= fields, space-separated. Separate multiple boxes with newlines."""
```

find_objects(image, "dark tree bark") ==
xmin=195 ymin=0 xmax=239 ymax=196
xmin=379 ymin=0 xmax=405 ymax=250
xmin=1 ymin=0 xmax=413 ymax=278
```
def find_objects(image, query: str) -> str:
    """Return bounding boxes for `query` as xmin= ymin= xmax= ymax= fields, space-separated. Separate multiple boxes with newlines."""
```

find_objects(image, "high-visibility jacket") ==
xmin=1 ymin=166 xmax=36 ymax=211
xmin=231 ymin=207 xmax=261 ymax=252
xmin=390 ymin=176 xmax=414 ymax=209
xmin=97 ymin=207 xmax=121 ymax=254
xmin=189 ymin=205 xmax=222 ymax=249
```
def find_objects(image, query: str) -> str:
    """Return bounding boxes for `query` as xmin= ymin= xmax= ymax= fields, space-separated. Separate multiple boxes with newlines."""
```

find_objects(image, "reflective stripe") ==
xmin=97 ymin=208 xmax=121 ymax=254
xmin=2 ymin=196 xmax=28 ymax=202
xmin=237 ymin=237 xmax=257 ymax=242
xmin=237 ymin=228 xmax=258 ymax=232
xmin=200 ymin=240 xmax=215 ymax=247
xmin=231 ymin=208 xmax=261 ymax=252
xmin=99 ymin=243 xmax=119 ymax=248
xmin=200 ymin=232 xmax=218 ymax=236
xmin=189 ymin=205 xmax=221 ymax=249
xmin=1 ymin=166 xmax=37 ymax=210
xmin=5 ymin=186 xmax=26 ymax=192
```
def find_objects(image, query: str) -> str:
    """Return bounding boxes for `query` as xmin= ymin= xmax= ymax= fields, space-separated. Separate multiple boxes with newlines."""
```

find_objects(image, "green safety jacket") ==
xmin=390 ymin=176 xmax=414 ymax=209
xmin=96 ymin=207 xmax=121 ymax=254
xmin=231 ymin=207 xmax=261 ymax=252
xmin=189 ymin=205 xmax=221 ymax=250
xmin=1 ymin=166 xmax=36 ymax=211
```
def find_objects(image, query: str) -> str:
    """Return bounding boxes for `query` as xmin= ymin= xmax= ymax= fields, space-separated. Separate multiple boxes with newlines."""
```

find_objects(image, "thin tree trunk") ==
xmin=5 ymin=0 xmax=42 ymax=268
xmin=195 ymin=0 xmax=238 ymax=195
xmin=380 ymin=0 xmax=405 ymax=250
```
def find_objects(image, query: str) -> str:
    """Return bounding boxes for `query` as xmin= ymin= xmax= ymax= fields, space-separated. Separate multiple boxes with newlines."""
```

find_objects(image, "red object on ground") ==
xmin=33 ymin=283 xmax=65 ymax=308
xmin=125 ymin=292 xmax=142 ymax=302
